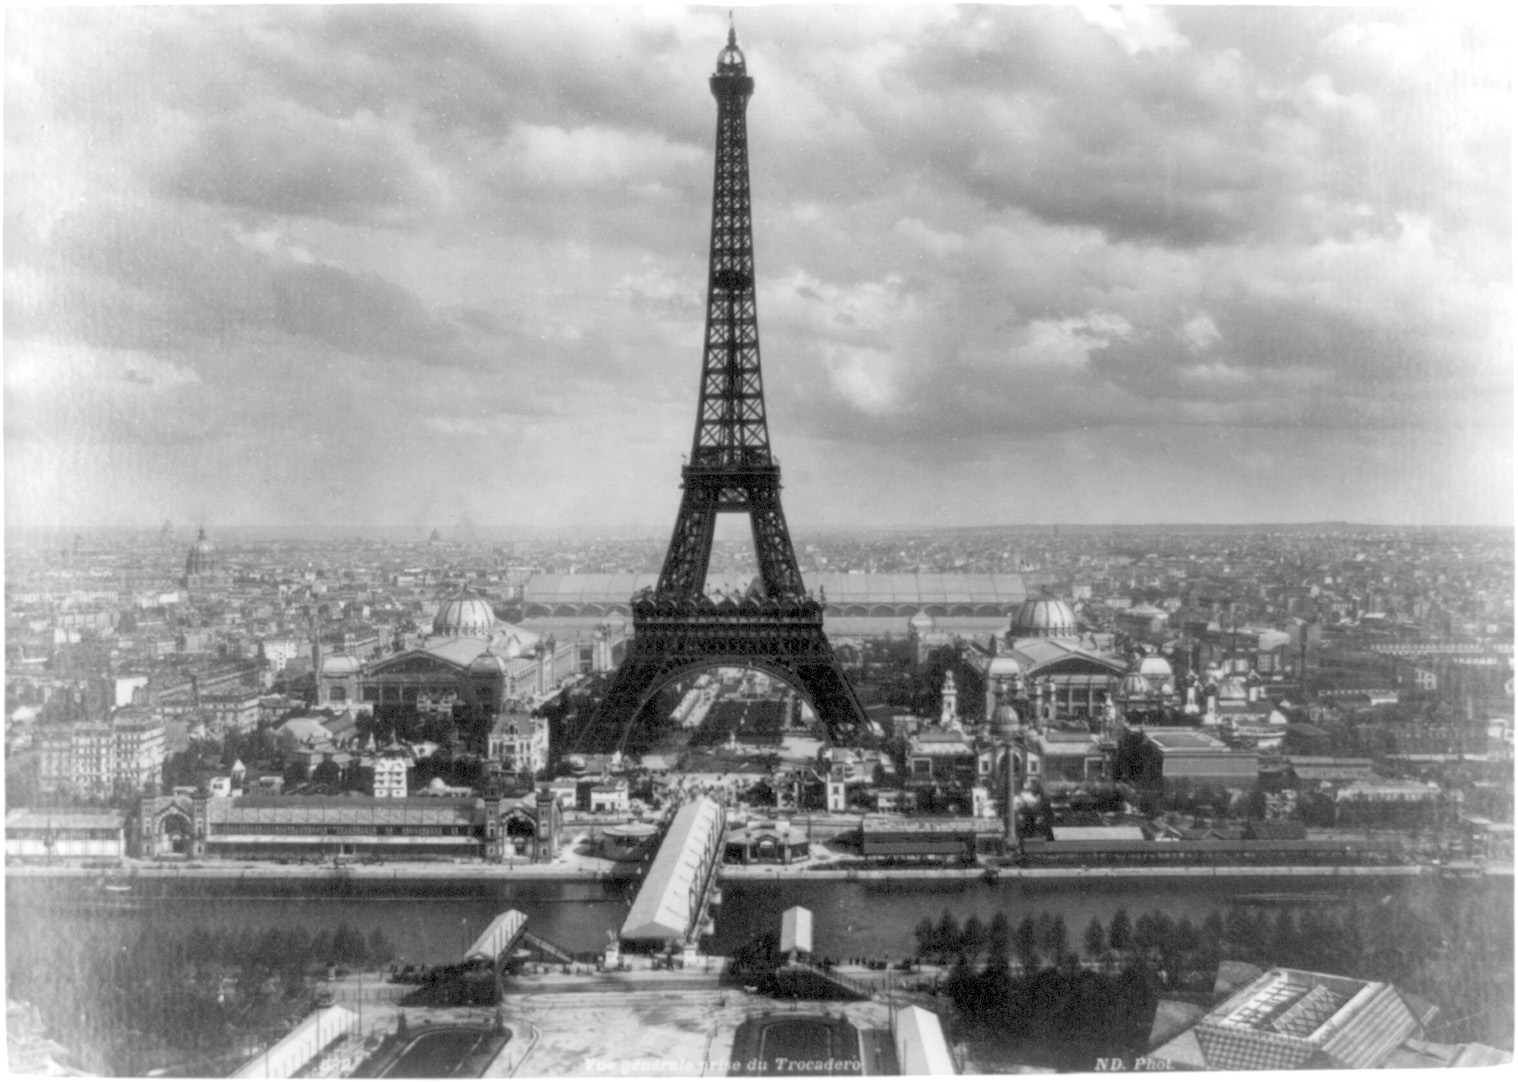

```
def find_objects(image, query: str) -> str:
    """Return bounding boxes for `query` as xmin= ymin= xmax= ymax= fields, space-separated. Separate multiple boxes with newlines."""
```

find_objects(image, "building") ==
xmin=620 ymin=796 xmax=726 ymax=950
xmin=201 ymin=691 xmax=261 ymax=735
xmin=112 ymin=712 xmax=167 ymax=790
xmin=906 ymin=726 xmax=978 ymax=785
xmin=259 ymin=637 xmax=303 ymax=672
xmin=1147 ymin=967 xmax=1440 ymax=1070
xmin=135 ymin=790 xmax=563 ymax=863
xmin=230 ymin=1006 xmax=359 ymax=1079
xmin=372 ymin=756 xmax=409 ymax=799
xmin=856 ymin=816 xmax=1007 ymax=861
xmin=1333 ymin=779 xmax=1440 ymax=829
xmin=37 ymin=713 xmax=166 ymax=797
xmin=181 ymin=527 xmax=231 ymax=591
xmin=588 ymin=779 xmax=630 ymax=814
xmin=317 ymin=588 xmax=553 ymax=711
xmin=5 ymin=809 xmax=127 ymax=859
xmin=1145 ymin=729 xmax=1259 ymax=788
xmin=487 ymin=707 xmax=549 ymax=777
xmin=725 ymin=819 xmax=810 ymax=864
xmin=1024 ymin=727 xmax=1106 ymax=784
xmin=963 ymin=597 xmax=1128 ymax=721
xmin=894 ymin=1006 xmax=956 ymax=1076
xmin=521 ymin=571 xmax=1036 ymax=620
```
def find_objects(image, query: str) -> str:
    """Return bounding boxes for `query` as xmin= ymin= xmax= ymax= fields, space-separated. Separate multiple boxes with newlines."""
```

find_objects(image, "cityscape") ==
xmin=5 ymin=5 xmax=1513 ymax=1080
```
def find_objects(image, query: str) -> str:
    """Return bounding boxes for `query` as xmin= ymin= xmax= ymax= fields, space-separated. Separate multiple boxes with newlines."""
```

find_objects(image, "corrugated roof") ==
xmin=620 ymin=796 xmax=725 ymax=943
xmin=1190 ymin=968 xmax=1420 ymax=1071
xmin=521 ymin=572 xmax=1031 ymax=606
xmin=6 ymin=810 xmax=125 ymax=831
xmin=894 ymin=1006 xmax=956 ymax=1076
xmin=465 ymin=910 xmax=527 ymax=962
xmin=211 ymin=796 xmax=480 ymax=828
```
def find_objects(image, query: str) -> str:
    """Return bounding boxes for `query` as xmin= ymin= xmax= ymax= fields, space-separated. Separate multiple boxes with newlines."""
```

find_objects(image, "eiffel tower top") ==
xmin=715 ymin=20 xmax=746 ymax=77
xmin=691 ymin=17 xmax=769 ymax=472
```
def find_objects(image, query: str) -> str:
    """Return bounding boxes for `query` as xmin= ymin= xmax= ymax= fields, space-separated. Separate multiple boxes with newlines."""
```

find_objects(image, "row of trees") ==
xmin=916 ymin=883 xmax=1514 ymax=1050
xmin=6 ymin=917 xmax=401 ymax=1076
xmin=914 ymin=907 xmax=1228 ymax=981
xmin=942 ymin=957 xmax=1159 ymax=1071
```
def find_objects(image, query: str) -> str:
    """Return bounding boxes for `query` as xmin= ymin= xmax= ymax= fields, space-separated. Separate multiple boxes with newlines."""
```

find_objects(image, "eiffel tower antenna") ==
xmin=577 ymin=25 xmax=869 ymax=755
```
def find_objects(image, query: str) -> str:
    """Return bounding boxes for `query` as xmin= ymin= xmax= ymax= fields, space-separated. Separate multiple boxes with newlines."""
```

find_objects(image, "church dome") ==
xmin=1009 ymin=596 xmax=1078 ymax=639
xmin=433 ymin=589 xmax=496 ymax=638
xmin=185 ymin=528 xmax=221 ymax=576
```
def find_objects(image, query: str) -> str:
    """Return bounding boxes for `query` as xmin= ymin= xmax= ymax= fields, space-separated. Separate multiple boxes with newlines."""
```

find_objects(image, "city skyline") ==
xmin=5 ymin=4 xmax=1512 ymax=535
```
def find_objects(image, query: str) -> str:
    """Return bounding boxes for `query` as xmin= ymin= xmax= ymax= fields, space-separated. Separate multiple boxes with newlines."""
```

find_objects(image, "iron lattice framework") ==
xmin=577 ymin=28 xmax=869 ymax=755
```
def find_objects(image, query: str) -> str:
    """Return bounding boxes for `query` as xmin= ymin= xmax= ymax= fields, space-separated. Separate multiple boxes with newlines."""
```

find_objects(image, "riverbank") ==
xmin=720 ymin=863 xmax=1428 ymax=881
xmin=8 ymin=857 xmax=1439 ymax=888
xmin=6 ymin=861 xmax=616 ymax=881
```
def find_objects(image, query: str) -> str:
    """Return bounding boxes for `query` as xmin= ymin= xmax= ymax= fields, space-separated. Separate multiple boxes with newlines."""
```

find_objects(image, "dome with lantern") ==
xmin=184 ymin=528 xmax=222 ymax=577
xmin=1009 ymin=596 xmax=1079 ymax=640
xmin=990 ymin=698 xmax=1022 ymax=738
xmin=433 ymin=588 xmax=498 ymax=638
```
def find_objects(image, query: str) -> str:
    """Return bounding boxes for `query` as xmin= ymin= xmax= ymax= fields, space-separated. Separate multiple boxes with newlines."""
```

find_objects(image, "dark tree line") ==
xmin=915 ymin=884 xmax=1514 ymax=1056
xmin=6 ymin=919 xmax=398 ymax=1076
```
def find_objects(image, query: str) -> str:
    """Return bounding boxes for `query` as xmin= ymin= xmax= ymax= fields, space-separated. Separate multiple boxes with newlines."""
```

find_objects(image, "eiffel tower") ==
xmin=575 ymin=25 xmax=869 ymax=755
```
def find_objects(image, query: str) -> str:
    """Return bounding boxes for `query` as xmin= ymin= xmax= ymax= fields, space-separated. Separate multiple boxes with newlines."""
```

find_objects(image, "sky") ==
xmin=4 ymin=3 xmax=1512 ymax=537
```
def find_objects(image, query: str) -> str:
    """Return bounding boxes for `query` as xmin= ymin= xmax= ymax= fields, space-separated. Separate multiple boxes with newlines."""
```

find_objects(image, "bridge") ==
xmin=464 ymin=909 xmax=529 ymax=967
xmin=619 ymin=796 xmax=726 ymax=952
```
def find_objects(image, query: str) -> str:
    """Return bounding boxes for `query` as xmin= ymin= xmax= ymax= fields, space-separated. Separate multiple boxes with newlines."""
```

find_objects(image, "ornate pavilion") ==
xmin=316 ymin=588 xmax=609 ymax=713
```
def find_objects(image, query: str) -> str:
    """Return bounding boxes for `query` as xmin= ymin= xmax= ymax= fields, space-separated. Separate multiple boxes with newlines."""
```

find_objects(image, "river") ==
xmin=6 ymin=870 xmax=1475 ymax=965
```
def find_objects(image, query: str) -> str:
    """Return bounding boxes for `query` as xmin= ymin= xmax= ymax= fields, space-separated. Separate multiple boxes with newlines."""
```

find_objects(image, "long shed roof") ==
xmin=620 ymin=796 xmax=724 ymax=943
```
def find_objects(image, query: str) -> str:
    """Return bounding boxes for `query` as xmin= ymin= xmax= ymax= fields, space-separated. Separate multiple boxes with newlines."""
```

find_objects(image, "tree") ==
xmin=1083 ymin=917 xmax=1107 ymax=959
xmin=311 ymin=760 xmax=341 ymax=788
xmin=961 ymin=915 xmax=988 ymax=959
xmin=934 ymin=910 xmax=962 ymax=959
xmin=1235 ymin=786 xmax=1268 ymax=821
xmin=914 ymin=917 xmax=938 ymax=957
xmin=1269 ymin=910 xmax=1301 ymax=968
xmin=944 ymin=953 xmax=977 ymax=1011
xmin=987 ymin=912 xmax=1012 ymax=962
xmin=1042 ymin=915 xmax=1070 ymax=964
xmin=1014 ymin=916 xmax=1040 ymax=970
xmin=1108 ymin=909 xmax=1133 ymax=953
xmin=366 ymin=927 xmax=395 ymax=966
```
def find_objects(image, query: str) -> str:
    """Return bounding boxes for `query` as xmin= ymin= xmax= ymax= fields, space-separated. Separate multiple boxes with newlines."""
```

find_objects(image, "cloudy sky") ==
xmin=5 ymin=4 xmax=1511 ymax=536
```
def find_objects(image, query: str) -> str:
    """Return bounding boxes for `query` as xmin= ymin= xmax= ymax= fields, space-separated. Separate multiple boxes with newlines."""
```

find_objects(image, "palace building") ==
xmin=136 ymin=788 xmax=564 ymax=863
xmin=317 ymin=587 xmax=613 ymax=712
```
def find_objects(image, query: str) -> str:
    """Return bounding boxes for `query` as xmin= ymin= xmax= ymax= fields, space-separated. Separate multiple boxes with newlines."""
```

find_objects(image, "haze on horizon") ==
xmin=5 ymin=5 xmax=1512 ymax=536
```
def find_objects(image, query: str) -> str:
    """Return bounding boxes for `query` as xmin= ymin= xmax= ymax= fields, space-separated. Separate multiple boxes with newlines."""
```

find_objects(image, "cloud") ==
xmin=3 ymin=5 xmax=1508 ymax=529
xmin=165 ymin=102 xmax=442 ymax=221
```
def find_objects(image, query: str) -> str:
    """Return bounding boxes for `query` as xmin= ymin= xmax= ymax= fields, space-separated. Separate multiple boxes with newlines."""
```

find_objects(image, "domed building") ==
xmin=1008 ymin=596 xmax=1080 ymax=641
xmin=318 ymin=587 xmax=549 ymax=714
xmin=988 ymin=680 xmax=1022 ymax=739
xmin=433 ymin=590 xmax=498 ymax=638
xmin=1133 ymin=653 xmax=1176 ymax=696
xmin=965 ymin=594 xmax=1127 ymax=721
xmin=181 ymin=527 xmax=231 ymax=591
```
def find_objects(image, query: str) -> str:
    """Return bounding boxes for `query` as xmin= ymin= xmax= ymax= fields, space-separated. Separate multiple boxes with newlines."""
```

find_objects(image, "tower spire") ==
xmin=575 ymin=30 xmax=869 ymax=755
xmin=651 ymin=15 xmax=799 ymax=599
